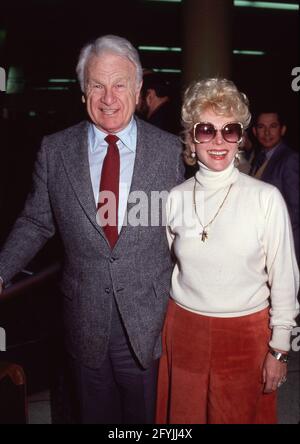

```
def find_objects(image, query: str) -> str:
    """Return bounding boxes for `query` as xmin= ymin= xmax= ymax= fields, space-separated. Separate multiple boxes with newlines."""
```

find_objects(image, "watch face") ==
xmin=278 ymin=353 xmax=288 ymax=363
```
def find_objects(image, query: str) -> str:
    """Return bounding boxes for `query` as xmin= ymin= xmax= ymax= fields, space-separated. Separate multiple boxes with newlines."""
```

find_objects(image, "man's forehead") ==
xmin=257 ymin=113 xmax=280 ymax=124
xmin=86 ymin=53 xmax=136 ymax=84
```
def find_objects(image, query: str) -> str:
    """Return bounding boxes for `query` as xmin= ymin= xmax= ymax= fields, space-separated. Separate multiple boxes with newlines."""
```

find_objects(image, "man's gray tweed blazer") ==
xmin=0 ymin=117 xmax=184 ymax=368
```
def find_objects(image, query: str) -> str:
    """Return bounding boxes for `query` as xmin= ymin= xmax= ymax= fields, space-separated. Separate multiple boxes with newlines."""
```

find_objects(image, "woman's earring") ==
xmin=234 ymin=150 xmax=241 ymax=166
xmin=81 ymin=95 xmax=86 ymax=104
xmin=191 ymin=151 xmax=196 ymax=159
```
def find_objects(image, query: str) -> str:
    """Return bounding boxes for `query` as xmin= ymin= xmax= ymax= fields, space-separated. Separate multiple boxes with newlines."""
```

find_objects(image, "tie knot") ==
xmin=105 ymin=134 xmax=119 ymax=145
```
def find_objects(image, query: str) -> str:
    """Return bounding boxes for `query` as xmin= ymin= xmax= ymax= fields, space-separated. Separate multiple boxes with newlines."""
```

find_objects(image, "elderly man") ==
xmin=251 ymin=110 xmax=299 ymax=265
xmin=0 ymin=35 xmax=184 ymax=423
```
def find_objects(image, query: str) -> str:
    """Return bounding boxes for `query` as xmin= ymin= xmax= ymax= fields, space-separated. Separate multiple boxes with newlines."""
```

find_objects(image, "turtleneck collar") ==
xmin=195 ymin=159 xmax=239 ymax=189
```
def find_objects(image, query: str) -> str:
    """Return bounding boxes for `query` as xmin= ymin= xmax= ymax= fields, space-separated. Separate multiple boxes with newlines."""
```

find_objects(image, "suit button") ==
xmin=110 ymin=257 xmax=118 ymax=263
xmin=105 ymin=288 xmax=110 ymax=294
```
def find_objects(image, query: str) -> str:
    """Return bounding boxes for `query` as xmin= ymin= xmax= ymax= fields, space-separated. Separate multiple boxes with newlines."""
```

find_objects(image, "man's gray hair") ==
xmin=76 ymin=34 xmax=143 ymax=92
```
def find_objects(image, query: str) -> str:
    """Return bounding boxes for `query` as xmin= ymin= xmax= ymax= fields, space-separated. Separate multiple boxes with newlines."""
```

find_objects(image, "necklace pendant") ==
xmin=201 ymin=230 xmax=208 ymax=242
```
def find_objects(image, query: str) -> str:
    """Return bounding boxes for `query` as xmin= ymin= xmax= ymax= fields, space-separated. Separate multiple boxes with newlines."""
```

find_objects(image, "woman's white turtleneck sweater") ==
xmin=166 ymin=160 xmax=299 ymax=351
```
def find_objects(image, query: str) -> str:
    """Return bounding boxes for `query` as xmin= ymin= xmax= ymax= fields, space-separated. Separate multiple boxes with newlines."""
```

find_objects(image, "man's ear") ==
xmin=146 ymin=89 xmax=156 ymax=106
xmin=135 ymin=81 xmax=143 ymax=105
xmin=252 ymin=126 xmax=257 ymax=138
xmin=281 ymin=124 xmax=287 ymax=137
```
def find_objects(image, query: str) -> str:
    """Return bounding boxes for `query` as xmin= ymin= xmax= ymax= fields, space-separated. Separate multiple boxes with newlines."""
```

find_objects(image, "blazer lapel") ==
xmin=116 ymin=118 xmax=161 ymax=242
xmin=130 ymin=118 xmax=160 ymax=195
xmin=261 ymin=142 xmax=286 ymax=180
xmin=60 ymin=121 xmax=106 ymax=240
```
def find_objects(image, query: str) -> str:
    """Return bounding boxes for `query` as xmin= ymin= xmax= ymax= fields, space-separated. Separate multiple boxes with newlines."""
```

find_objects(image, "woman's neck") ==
xmin=195 ymin=160 xmax=239 ymax=189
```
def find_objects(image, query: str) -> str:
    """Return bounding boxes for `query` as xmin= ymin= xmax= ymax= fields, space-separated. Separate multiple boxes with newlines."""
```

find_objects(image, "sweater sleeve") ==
xmin=166 ymin=191 xmax=176 ymax=251
xmin=263 ymin=187 xmax=299 ymax=351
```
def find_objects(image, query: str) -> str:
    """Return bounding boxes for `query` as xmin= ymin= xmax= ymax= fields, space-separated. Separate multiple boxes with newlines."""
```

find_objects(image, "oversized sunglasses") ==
xmin=193 ymin=121 xmax=244 ymax=144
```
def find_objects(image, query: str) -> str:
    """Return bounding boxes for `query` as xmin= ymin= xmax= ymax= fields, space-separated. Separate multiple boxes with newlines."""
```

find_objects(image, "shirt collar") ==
xmin=264 ymin=141 xmax=281 ymax=160
xmin=89 ymin=117 xmax=137 ymax=153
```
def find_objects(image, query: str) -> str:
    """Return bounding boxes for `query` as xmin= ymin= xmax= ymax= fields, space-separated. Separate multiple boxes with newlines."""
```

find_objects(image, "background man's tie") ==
xmin=98 ymin=134 xmax=120 ymax=248
xmin=251 ymin=150 xmax=267 ymax=176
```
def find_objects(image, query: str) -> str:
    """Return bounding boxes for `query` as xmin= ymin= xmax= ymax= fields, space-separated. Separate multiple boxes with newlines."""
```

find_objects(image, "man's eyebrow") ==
xmin=88 ymin=79 xmax=102 ymax=84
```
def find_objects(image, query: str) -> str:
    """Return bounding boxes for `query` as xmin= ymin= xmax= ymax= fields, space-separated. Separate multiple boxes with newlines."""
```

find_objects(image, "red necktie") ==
xmin=98 ymin=134 xmax=120 ymax=248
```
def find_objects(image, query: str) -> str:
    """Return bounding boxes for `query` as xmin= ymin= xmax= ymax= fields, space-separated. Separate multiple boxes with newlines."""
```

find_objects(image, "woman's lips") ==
xmin=207 ymin=150 xmax=228 ymax=159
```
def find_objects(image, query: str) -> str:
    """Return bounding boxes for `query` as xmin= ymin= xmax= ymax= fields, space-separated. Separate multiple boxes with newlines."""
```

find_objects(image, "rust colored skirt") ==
xmin=156 ymin=299 xmax=277 ymax=424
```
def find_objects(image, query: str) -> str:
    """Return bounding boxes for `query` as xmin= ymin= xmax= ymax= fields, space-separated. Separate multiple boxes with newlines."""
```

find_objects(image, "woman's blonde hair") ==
xmin=181 ymin=78 xmax=251 ymax=165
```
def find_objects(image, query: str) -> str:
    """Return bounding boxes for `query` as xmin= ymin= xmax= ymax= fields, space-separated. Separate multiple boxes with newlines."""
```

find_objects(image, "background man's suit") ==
xmin=0 ymin=117 xmax=183 ymax=370
xmin=252 ymin=142 xmax=299 ymax=264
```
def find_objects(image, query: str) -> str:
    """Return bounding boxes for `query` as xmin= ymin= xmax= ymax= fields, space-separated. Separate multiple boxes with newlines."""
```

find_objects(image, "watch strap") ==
xmin=269 ymin=348 xmax=289 ymax=363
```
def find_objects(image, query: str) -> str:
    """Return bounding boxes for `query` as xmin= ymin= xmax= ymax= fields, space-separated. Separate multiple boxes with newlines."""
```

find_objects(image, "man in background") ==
xmin=136 ymin=71 xmax=181 ymax=134
xmin=251 ymin=110 xmax=299 ymax=264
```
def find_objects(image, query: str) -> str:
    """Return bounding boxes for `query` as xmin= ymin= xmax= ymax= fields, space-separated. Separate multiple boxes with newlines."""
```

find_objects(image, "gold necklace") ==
xmin=193 ymin=177 xmax=233 ymax=242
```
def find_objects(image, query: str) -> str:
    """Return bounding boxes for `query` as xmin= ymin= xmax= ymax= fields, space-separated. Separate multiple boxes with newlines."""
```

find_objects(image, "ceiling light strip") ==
xmin=146 ymin=0 xmax=299 ymax=10
xmin=139 ymin=46 xmax=265 ymax=55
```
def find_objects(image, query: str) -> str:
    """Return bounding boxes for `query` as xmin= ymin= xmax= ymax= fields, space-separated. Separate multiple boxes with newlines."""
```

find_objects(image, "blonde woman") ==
xmin=156 ymin=78 xmax=299 ymax=424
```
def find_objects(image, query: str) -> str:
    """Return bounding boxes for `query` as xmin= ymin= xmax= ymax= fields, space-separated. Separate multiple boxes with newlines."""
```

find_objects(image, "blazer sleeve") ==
xmin=0 ymin=138 xmax=56 ymax=284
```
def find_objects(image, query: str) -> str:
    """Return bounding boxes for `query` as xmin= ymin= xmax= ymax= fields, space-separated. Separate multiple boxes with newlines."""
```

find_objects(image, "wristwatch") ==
xmin=269 ymin=348 xmax=289 ymax=363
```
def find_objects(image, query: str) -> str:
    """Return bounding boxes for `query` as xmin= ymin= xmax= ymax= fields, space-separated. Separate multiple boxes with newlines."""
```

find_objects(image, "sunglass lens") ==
xmin=195 ymin=123 xmax=215 ymax=142
xmin=222 ymin=123 xmax=242 ymax=143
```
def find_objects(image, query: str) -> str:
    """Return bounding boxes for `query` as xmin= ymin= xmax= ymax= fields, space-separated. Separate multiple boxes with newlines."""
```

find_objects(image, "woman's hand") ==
xmin=262 ymin=350 xmax=288 ymax=393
